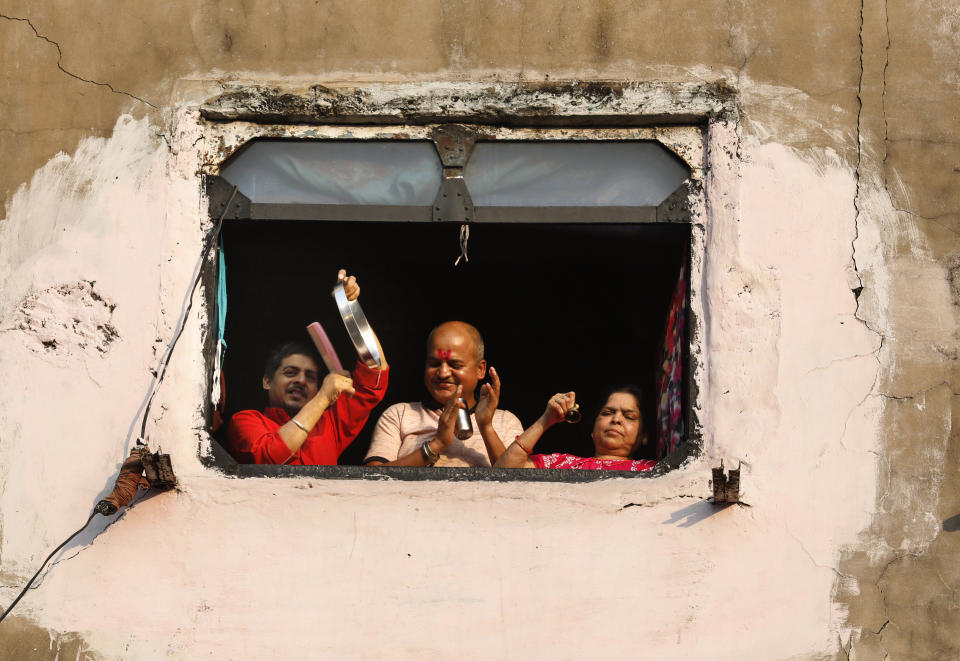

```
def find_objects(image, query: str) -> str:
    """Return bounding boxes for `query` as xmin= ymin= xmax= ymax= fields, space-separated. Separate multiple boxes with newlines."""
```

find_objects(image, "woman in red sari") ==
xmin=495 ymin=385 xmax=656 ymax=472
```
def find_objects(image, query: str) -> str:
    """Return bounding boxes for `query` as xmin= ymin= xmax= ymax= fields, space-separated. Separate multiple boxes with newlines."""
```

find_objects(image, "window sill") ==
xmin=217 ymin=463 xmax=658 ymax=483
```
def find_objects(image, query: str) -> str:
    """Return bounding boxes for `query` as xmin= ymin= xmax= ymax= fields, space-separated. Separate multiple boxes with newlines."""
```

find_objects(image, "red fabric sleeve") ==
xmin=226 ymin=410 xmax=295 ymax=465
xmin=297 ymin=361 xmax=389 ymax=464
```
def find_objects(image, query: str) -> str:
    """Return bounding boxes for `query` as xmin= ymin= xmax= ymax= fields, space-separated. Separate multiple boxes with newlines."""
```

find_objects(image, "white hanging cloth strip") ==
xmin=454 ymin=224 xmax=470 ymax=266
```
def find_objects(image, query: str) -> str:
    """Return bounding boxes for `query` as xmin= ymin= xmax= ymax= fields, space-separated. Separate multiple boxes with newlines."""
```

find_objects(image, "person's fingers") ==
xmin=490 ymin=366 xmax=501 ymax=395
xmin=441 ymin=386 xmax=462 ymax=416
xmin=336 ymin=376 xmax=355 ymax=396
xmin=337 ymin=269 xmax=346 ymax=282
xmin=550 ymin=393 xmax=569 ymax=414
xmin=343 ymin=275 xmax=359 ymax=300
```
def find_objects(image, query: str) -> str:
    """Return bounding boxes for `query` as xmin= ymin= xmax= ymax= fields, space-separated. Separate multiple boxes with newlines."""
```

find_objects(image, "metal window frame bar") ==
xmin=207 ymin=176 xmax=688 ymax=224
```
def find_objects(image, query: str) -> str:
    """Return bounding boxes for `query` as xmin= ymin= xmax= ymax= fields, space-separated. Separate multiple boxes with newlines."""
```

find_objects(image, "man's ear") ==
xmin=262 ymin=375 xmax=272 ymax=391
xmin=476 ymin=359 xmax=487 ymax=379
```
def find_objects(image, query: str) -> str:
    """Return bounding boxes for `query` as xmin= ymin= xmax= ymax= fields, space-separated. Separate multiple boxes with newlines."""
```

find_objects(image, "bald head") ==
xmin=426 ymin=321 xmax=484 ymax=362
xmin=423 ymin=321 xmax=487 ymax=407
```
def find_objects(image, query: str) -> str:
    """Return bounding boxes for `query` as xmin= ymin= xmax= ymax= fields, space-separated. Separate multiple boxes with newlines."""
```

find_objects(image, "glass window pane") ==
xmin=465 ymin=141 xmax=690 ymax=206
xmin=220 ymin=140 xmax=442 ymax=205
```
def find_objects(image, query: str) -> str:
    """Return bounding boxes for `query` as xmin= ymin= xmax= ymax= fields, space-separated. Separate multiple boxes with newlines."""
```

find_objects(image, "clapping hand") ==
xmin=474 ymin=367 xmax=500 ymax=428
xmin=435 ymin=385 xmax=464 ymax=448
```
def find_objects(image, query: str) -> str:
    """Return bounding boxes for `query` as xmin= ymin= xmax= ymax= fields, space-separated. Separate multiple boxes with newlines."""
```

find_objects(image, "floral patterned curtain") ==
xmin=656 ymin=260 xmax=687 ymax=460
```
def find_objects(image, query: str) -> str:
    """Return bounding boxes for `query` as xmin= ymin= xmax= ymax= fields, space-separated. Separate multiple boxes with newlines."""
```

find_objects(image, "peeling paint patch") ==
xmin=11 ymin=281 xmax=118 ymax=356
xmin=0 ymin=614 xmax=102 ymax=660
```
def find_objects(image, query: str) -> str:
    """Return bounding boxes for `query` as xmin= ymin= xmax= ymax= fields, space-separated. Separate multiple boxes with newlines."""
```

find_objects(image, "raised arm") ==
xmin=496 ymin=391 xmax=575 ymax=468
xmin=229 ymin=371 xmax=356 ymax=464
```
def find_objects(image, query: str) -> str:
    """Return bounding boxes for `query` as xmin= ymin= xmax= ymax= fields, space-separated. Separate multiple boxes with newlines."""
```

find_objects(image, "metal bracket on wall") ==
xmin=430 ymin=125 xmax=478 ymax=223
xmin=433 ymin=176 xmax=474 ymax=224
xmin=141 ymin=450 xmax=177 ymax=489
xmin=206 ymin=174 xmax=251 ymax=220
xmin=711 ymin=460 xmax=741 ymax=504
xmin=656 ymin=181 xmax=696 ymax=222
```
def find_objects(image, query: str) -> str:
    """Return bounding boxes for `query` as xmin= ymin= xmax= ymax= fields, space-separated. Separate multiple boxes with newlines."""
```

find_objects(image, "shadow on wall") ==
xmin=943 ymin=513 xmax=960 ymax=532
xmin=660 ymin=499 xmax=738 ymax=527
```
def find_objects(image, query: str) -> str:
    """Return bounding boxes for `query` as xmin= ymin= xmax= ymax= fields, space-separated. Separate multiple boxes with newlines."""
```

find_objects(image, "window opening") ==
xmin=204 ymin=128 xmax=701 ymax=479
xmin=215 ymin=220 xmax=690 ymax=468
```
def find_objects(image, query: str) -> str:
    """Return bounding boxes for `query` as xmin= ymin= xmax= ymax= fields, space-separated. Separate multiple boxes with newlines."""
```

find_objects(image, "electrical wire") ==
xmin=0 ymin=512 xmax=96 ymax=624
xmin=0 ymin=186 xmax=238 ymax=627
xmin=137 ymin=186 xmax=238 ymax=441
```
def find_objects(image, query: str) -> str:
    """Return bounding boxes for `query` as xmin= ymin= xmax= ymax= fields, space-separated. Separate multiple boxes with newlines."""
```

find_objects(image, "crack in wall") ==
xmin=0 ymin=13 xmax=156 ymax=109
xmin=805 ymin=344 xmax=883 ymax=376
xmin=853 ymin=0 xmax=866 ymax=302
xmin=895 ymin=206 xmax=960 ymax=237
xmin=789 ymin=529 xmax=856 ymax=583
xmin=618 ymin=493 xmax=703 ymax=511
xmin=866 ymin=548 xmax=929 ymax=652
xmin=880 ymin=0 xmax=890 ymax=196
xmin=850 ymin=0 xmax=887 ymax=353
xmin=876 ymin=379 xmax=958 ymax=401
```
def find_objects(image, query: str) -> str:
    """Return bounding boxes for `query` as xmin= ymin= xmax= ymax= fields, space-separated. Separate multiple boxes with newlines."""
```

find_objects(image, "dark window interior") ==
xmin=215 ymin=220 xmax=689 ymax=465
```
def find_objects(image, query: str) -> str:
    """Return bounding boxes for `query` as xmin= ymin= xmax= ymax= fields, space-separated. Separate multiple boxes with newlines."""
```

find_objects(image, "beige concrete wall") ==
xmin=1 ymin=1 xmax=957 ymax=659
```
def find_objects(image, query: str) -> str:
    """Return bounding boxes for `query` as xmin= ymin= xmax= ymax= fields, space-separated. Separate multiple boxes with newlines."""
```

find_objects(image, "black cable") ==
xmin=0 ymin=512 xmax=96 ymax=624
xmin=137 ymin=186 xmax=238 ymax=441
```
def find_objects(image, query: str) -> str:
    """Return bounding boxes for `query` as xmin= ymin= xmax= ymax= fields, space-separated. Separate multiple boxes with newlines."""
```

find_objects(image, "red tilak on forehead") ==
xmin=437 ymin=349 xmax=452 ymax=360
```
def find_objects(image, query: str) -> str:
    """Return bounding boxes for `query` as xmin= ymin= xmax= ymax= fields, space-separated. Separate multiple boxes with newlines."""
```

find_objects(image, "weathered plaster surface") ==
xmin=0 ymin=107 xmax=885 ymax=660
xmin=1 ymin=0 xmax=957 ymax=659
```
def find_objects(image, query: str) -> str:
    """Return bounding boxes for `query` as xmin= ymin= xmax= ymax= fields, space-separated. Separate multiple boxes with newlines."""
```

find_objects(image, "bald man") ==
xmin=363 ymin=321 xmax=523 ymax=467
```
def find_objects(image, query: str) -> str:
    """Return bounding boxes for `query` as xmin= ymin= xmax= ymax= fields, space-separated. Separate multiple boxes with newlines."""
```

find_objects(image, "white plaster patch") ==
xmin=10 ymin=281 xmax=118 ymax=356
xmin=0 ymin=112 xmax=205 ymax=580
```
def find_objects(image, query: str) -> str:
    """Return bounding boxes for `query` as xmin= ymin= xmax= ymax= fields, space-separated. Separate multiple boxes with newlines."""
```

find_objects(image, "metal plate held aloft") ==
xmin=332 ymin=283 xmax=381 ymax=368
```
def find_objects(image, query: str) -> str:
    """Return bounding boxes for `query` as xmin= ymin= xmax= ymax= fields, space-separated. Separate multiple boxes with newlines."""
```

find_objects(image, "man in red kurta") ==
xmin=226 ymin=271 xmax=389 ymax=465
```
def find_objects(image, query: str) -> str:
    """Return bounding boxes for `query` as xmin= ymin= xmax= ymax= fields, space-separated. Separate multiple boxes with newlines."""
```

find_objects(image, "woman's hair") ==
xmin=596 ymin=384 xmax=647 ymax=457
xmin=263 ymin=341 xmax=321 ymax=379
